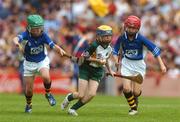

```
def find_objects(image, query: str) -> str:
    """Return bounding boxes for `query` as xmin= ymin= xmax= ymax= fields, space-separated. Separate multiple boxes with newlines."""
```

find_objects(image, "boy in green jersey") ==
xmin=61 ymin=25 xmax=115 ymax=116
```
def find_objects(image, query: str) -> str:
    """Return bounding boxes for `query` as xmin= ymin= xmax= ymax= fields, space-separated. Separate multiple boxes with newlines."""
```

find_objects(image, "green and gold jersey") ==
xmin=83 ymin=41 xmax=112 ymax=67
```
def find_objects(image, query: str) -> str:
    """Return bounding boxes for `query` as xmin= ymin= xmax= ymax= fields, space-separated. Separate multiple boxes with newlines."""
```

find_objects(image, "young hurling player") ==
xmin=61 ymin=25 xmax=115 ymax=116
xmin=113 ymin=15 xmax=166 ymax=115
xmin=13 ymin=14 xmax=66 ymax=113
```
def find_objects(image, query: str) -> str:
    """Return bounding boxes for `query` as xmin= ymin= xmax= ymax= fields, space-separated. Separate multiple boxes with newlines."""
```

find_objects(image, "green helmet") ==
xmin=27 ymin=14 xmax=44 ymax=31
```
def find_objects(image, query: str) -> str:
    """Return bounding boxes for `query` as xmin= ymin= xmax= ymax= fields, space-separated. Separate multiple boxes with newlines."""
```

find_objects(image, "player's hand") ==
xmin=77 ymin=57 xmax=85 ymax=65
xmin=108 ymin=70 xmax=116 ymax=77
xmin=115 ymin=62 xmax=120 ymax=67
xmin=15 ymin=43 xmax=24 ymax=54
xmin=115 ymin=62 xmax=120 ymax=72
xmin=59 ymin=48 xmax=66 ymax=56
xmin=71 ymin=56 xmax=78 ymax=62
xmin=71 ymin=56 xmax=85 ymax=66
xmin=98 ymin=59 xmax=106 ymax=65
xmin=160 ymin=64 xmax=167 ymax=73
xmin=15 ymin=43 xmax=20 ymax=48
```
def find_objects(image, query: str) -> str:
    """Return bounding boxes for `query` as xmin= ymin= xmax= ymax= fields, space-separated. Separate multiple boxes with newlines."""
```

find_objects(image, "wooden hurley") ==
xmin=106 ymin=73 xmax=143 ymax=84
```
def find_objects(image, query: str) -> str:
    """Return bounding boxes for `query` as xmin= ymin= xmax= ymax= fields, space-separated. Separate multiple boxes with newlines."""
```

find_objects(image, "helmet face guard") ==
xmin=27 ymin=14 xmax=44 ymax=37
xmin=96 ymin=29 xmax=112 ymax=36
xmin=96 ymin=25 xmax=113 ymax=47
xmin=124 ymin=15 xmax=141 ymax=36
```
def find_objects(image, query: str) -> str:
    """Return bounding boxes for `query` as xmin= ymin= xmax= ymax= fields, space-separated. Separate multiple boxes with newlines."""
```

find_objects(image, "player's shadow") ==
xmin=81 ymin=111 xmax=127 ymax=117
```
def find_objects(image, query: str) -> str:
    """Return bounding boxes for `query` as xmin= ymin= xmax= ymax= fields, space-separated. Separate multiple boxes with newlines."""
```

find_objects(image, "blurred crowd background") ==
xmin=0 ymin=0 xmax=179 ymax=84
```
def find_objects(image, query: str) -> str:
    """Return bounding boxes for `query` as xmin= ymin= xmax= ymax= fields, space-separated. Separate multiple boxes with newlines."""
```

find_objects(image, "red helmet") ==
xmin=124 ymin=15 xmax=141 ymax=30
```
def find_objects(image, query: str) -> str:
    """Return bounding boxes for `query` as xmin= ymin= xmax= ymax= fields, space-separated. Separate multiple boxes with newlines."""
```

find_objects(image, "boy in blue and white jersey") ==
xmin=13 ymin=14 xmax=66 ymax=113
xmin=113 ymin=15 xmax=166 ymax=115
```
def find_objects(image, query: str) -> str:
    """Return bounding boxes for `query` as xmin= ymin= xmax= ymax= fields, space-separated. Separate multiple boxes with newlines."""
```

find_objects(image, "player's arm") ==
xmin=156 ymin=55 xmax=167 ymax=73
xmin=112 ymin=36 xmax=122 ymax=72
xmin=105 ymin=56 xmax=116 ymax=76
xmin=13 ymin=33 xmax=26 ymax=53
xmin=81 ymin=51 xmax=106 ymax=65
xmin=112 ymin=52 xmax=121 ymax=70
xmin=13 ymin=37 xmax=21 ymax=47
xmin=142 ymin=36 xmax=161 ymax=57
xmin=88 ymin=57 xmax=106 ymax=65
xmin=142 ymin=36 xmax=166 ymax=73
xmin=53 ymin=44 xmax=66 ymax=56
xmin=43 ymin=33 xmax=66 ymax=56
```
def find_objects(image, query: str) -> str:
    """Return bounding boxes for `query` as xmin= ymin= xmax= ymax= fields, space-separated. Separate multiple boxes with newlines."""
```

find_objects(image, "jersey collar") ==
xmin=124 ymin=32 xmax=139 ymax=39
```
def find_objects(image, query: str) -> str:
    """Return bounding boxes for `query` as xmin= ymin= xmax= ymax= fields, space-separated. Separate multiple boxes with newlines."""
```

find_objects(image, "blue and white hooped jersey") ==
xmin=17 ymin=30 xmax=55 ymax=62
xmin=113 ymin=32 xmax=161 ymax=60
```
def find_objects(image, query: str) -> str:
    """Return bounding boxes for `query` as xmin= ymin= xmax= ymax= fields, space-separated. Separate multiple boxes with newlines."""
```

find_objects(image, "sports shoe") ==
xmin=129 ymin=109 xmax=138 ymax=115
xmin=61 ymin=93 xmax=71 ymax=110
xmin=25 ymin=104 xmax=32 ymax=113
xmin=45 ymin=93 xmax=56 ymax=106
xmin=68 ymin=108 xmax=78 ymax=116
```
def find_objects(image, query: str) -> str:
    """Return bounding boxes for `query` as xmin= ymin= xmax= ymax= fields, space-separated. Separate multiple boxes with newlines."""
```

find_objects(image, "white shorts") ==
xmin=121 ymin=57 xmax=146 ymax=78
xmin=23 ymin=56 xmax=50 ymax=76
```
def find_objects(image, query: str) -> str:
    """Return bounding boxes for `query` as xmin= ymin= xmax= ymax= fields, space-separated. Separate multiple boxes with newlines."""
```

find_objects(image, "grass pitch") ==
xmin=0 ymin=93 xmax=180 ymax=122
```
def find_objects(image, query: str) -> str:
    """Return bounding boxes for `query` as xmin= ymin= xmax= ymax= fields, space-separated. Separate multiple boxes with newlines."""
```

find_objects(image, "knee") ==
xmin=42 ymin=76 xmax=50 ymax=82
xmin=123 ymin=82 xmax=132 ymax=93
xmin=77 ymin=93 xmax=85 ymax=99
xmin=123 ymin=86 xmax=131 ymax=93
xmin=25 ymin=85 xmax=33 ymax=93
xmin=134 ymin=90 xmax=142 ymax=97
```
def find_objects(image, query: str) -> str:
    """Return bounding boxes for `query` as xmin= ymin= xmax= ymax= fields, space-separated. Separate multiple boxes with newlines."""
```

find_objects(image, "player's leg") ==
xmin=132 ymin=82 xmax=142 ymax=108
xmin=61 ymin=78 xmax=88 ymax=110
xmin=67 ymin=64 xmax=91 ymax=116
xmin=68 ymin=67 xmax=102 ymax=116
xmin=23 ymin=60 xmax=36 ymax=113
xmin=61 ymin=64 xmax=89 ymax=110
xmin=38 ymin=57 xmax=56 ymax=106
xmin=116 ymin=77 xmax=123 ymax=95
xmin=39 ymin=67 xmax=56 ymax=106
xmin=81 ymin=79 xmax=99 ymax=103
xmin=67 ymin=78 xmax=88 ymax=116
xmin=24 ymin=76 xmax=35 ymax=113
xmin=122 ymin=79 xmax=138 ymax=115
xmin=79 ymin=69 xmax=101 ymax=104
xmin=70 ymin=79 xmax=99 ymax=111
xmin=68 ymin=80 xmax=99 ymax=116
xmin=132 ymin=60 xmax=145 ymax=109
xmin=120 ymin=58 xmax=138 ymax=115
xmin=80 ymin=68 xmax=102 ymax=104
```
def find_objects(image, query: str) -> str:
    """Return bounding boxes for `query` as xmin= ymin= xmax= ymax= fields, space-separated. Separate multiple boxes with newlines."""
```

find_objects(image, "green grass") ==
xmin=0 ymin=93 xmax=180 ymax=122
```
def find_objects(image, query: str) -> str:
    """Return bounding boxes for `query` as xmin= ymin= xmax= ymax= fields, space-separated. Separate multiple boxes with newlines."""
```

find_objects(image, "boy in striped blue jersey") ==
xmin=13 ymin=14 xmax=66 ymax=113
xmin=113 ymin=15 xmax=166 ymax=115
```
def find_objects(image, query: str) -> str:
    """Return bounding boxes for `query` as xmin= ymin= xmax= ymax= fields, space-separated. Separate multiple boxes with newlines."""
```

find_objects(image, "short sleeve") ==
xmin=43 ymin=33 xmax=55 ymax=49
xmin=17 ymin=31 xmax=28 ymax=43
